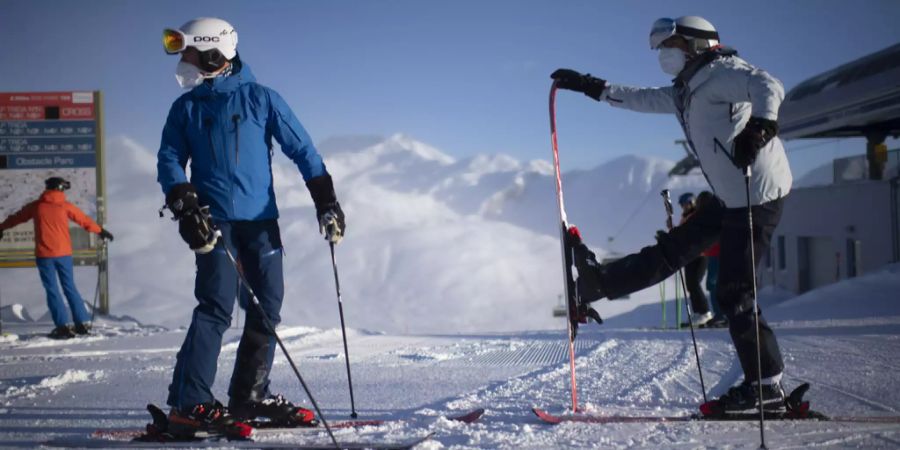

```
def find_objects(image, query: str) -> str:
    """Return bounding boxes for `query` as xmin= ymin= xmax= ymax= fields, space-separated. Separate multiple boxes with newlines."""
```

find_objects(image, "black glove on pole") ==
xmin=306 ymin=175 xmax=346 ymax=244
xmin=550 ymin=69 xmax=607 ymax=101
xmin=99 ymin=228 xmax=114 ymax=241
xmin=733 ymin=117 xmax=778 ymax=169
xmin=165 ymin=183 xmax=218 ymax=254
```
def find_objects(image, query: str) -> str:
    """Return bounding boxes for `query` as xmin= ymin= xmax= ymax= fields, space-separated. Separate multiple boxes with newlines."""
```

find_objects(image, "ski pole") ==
xmin=661 ymin=190 xmax=707 ymax=403
xmin=329 ymin=241 xmax=358 ymax=418
xmin=90 ymin=239 xmax=106 ymax=324
xmin=219 ymin=236 xmax=340 ymax=450
xmin=744 ymin=167 xmax=767 ymax=449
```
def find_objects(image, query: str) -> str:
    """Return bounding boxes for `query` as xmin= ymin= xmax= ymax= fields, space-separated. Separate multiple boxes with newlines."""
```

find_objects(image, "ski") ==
xmin=90 ymin=405 xmax=484 ymax=441
xmin=45 ymin=433 xmax=435 ymax=449
xmin=534 ymin=383 xmax=900 ymax=425
xmin=251 ymin=407 xmax=485 ymax=433
xmin=533 ymin=407 xmax=900 ymax=425
xmin=549 ymin=81 xmax=581 ymax=413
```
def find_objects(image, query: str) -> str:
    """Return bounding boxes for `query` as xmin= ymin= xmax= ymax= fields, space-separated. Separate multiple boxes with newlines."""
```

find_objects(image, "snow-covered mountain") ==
xmin=0 ymin=133 xmax=707 ymax=333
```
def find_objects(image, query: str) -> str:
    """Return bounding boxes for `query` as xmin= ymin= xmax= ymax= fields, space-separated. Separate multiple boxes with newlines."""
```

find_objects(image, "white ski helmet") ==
xmin=649 ymin=16 xmax=719 ymax=53
xmin=163 ymin=17 xmax=238 ymax=60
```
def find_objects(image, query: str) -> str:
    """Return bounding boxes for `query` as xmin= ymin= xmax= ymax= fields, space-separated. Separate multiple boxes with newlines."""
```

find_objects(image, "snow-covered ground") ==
xmin=2 ymin=263 xmax=899 ymax=449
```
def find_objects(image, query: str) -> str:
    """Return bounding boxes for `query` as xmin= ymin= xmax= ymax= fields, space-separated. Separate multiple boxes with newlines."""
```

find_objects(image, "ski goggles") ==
xmin=649 ymin=18 xmax=677 ymax=49
xmin=163 ymin=28 xmax=190 ymax=54
xmin=649 ymin=17 xmax=719 ymax=50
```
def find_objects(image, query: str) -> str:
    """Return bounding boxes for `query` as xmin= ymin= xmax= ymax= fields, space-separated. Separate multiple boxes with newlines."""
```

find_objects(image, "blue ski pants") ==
xmin=167 ymin=220 xmax=285 ymax=410
xmin=36 ymin=256 xmax=91 ymax=327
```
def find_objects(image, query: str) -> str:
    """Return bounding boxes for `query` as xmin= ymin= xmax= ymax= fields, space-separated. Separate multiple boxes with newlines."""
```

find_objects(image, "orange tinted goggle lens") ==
xmin=163 ymin=29 xmax=185 ymax=54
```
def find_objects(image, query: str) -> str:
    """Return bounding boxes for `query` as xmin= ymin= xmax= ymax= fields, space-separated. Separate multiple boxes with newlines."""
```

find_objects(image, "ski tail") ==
xmin=449 ymin=408 xmax=485 ymax=424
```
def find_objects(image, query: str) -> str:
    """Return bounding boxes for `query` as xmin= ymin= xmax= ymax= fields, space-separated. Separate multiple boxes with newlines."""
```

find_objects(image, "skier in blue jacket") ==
xmin=157 ymin=17 xmax=345 ymax=437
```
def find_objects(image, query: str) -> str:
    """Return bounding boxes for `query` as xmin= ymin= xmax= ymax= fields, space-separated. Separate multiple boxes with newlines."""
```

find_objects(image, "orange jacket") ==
xmin=0 ymin=190 xmax=101 ymax=258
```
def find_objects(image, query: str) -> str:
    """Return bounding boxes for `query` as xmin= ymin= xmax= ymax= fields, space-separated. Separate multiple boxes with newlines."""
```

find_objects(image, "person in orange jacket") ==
xmin=0 ymin=177 xmax=113 ymax=339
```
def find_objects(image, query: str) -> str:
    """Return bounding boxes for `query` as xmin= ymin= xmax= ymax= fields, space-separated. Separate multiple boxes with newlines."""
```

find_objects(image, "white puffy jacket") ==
xmin=602 ymin=51 xmax=792 ymax=208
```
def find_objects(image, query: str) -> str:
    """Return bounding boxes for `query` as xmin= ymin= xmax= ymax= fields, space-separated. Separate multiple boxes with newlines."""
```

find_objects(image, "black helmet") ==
xmin=678 ymin=192 xmax=695 ymax=206
xmin=45 ymin=177 xmax=71 ymax=191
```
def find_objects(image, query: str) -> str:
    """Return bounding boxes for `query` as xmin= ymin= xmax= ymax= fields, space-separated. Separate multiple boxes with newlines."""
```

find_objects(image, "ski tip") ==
xmin=232 ymin=421 xmax=254 ymax=439
xmin=787 ymin=382 xmax=811 ymax=411
xmin=698 ymin=401 xmax=719 ymax=417
xmin=146 ymin=403 xmax=169 ymax=430
xmin=451 ymin=408 xmax=486 ymax=423
xmin=532 ymin=407 xmax=562 ymax=424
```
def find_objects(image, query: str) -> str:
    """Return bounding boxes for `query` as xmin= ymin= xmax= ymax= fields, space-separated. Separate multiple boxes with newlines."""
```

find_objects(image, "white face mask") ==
xmin=658 ymin=47 xmax=687 ymax=76
xmin=175 ymin=61 xmax=205 ymax=89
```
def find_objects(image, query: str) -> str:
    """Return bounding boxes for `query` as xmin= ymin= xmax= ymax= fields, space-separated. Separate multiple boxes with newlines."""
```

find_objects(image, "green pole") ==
xmin=659 ymin=281 xmax=666 ymax=329
xmin=675 ymin=275 xmax=682 ymax=329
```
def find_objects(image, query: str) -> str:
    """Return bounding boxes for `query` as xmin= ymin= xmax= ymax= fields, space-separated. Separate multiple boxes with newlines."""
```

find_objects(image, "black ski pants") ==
xmin=596 ymin=196 xmax=785 ymax=382
xmin=683 ymin=256 xmax=710 ymax=315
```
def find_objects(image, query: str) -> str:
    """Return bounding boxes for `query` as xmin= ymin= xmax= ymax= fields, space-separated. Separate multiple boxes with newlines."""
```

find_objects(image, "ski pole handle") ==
xmin=660 ymin=189 xmax=674 ymax=231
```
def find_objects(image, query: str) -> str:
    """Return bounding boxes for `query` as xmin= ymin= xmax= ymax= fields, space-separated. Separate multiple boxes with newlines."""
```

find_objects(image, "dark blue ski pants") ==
xmin=167 ymin=220 xmax=284 ymax=410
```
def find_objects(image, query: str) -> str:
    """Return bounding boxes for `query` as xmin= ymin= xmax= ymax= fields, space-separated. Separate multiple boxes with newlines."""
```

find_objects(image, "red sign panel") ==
xmin=0 ymin=92 xmax=95 ymax=120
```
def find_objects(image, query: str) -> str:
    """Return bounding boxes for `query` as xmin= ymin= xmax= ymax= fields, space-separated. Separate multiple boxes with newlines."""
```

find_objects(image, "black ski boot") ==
xmin=230 ymin=394 xmax=317 ymax=428
xmin=701 ymin=381 xmax=786 ymax=416
xmin=166 ymin=400 xmax=251 ymax=439
xmin=563 ymin=226 xmax=603 ymax=332
xmin=74 ymin=323 xmax=92 ymax=335
xmin=48 ymin=325 xmax=76 ymax=339
xmin=566 ymin=228 xmax=606 ymax=304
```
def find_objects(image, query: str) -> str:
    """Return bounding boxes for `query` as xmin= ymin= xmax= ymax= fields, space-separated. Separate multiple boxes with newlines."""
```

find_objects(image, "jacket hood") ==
xmin=40 ymin=190 xmax=66 ymax=204
xmin=190 ymin=57 xmax=256 ymax=97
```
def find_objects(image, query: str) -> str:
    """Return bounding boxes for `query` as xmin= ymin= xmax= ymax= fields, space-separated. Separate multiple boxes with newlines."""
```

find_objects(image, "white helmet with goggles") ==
xmin=649 ymin=16 xmax=719 ymax=54
xmin=163 ymin=17 xmax=238 ymax=61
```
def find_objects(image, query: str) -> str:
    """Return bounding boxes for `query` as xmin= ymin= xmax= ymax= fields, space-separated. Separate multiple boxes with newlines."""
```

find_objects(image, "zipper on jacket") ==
xmin=204 ymin=118 xmax=218 ymax=167
xmin=232 ymin=114 xmax=240 ymax=165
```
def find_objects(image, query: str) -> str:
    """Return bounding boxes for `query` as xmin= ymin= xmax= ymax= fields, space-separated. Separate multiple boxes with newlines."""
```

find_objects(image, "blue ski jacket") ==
xmin=157 ymin=60 xmax=327 ymax=221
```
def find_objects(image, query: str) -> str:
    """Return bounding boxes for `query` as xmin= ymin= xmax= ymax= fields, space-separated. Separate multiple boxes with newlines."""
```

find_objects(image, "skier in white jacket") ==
xmin=551 ymin=16 xmax=792 ymax=415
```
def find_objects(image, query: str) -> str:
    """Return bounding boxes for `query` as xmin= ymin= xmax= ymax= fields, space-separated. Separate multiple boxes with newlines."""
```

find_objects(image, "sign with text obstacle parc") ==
xmin=0 ymin=91 xmax=109 ymax=312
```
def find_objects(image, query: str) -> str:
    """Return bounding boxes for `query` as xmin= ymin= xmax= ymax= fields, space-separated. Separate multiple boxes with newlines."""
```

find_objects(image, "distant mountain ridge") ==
xmin=323 ymin=133 xmax=708 ymax=253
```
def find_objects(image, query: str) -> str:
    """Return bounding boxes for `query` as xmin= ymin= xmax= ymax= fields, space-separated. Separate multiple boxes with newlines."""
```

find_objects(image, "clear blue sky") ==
xmin=2 ymin=0 xmax=899 ymax=176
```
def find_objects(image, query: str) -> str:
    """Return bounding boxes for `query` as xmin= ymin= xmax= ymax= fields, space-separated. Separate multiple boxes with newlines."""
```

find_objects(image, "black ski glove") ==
xmin=99 ymin=228 xmax=114 ymax=241
xmin=306 ymin=174 xmax=346 ymax=244
xmin=165 ymin=183 xmax=218 ymax=254
xmin=551 ymin=69 xmax=607 ymax=101
xmin=732 ymin=117 xmax=779 ymax=169
xmin=655 ymin=229 xmax=667 ymax=242
xmin=165 ymin=183 xmax=201 ymax=220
